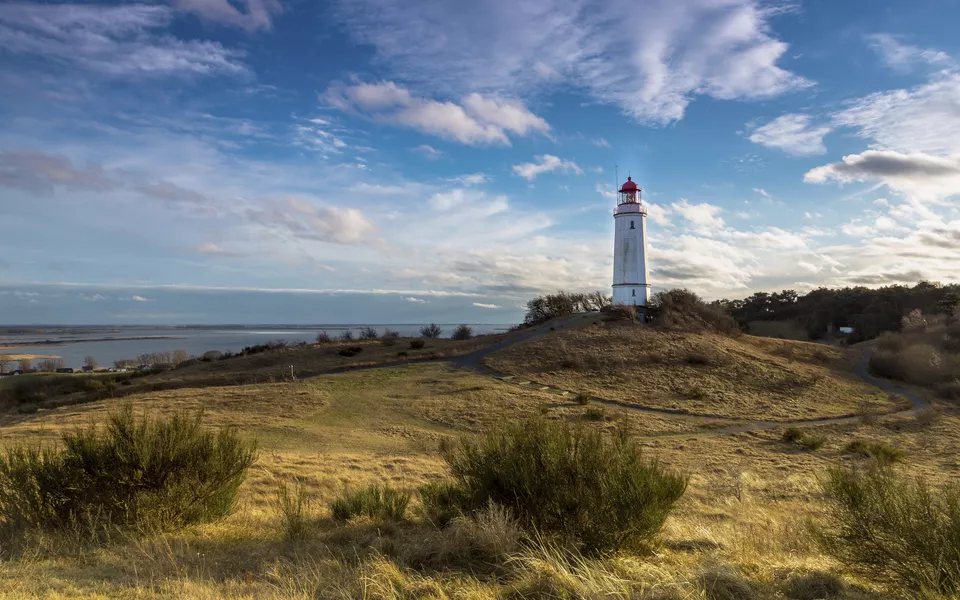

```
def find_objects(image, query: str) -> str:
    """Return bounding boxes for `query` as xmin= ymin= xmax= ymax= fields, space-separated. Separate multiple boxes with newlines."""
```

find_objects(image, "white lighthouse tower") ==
xmin=612 ymin=176 xmax=650 ymax=306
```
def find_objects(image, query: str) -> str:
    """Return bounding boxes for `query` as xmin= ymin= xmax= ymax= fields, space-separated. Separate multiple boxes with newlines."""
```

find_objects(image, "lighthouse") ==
xmin=612 ymin=176 xmax=650 ymax=306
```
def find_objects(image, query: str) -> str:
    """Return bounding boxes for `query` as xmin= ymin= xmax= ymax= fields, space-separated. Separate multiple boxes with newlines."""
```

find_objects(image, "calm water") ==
xmin=0 ymin=324 xmax=512 ymax=368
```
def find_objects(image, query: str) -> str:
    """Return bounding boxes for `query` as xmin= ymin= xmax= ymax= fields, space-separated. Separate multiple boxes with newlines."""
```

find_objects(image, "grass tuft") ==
xmin=330 ymin=484 xmax=410 ymax=522
xmin=273 ymin=477 xmax=313 ymax=540
xmin=843 ymin=440 xmax=905 ymax=465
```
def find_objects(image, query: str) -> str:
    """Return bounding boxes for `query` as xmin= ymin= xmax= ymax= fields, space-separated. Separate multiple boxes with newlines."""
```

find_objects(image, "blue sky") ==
xmin=1 ymin=0 xmax=959 ymax=324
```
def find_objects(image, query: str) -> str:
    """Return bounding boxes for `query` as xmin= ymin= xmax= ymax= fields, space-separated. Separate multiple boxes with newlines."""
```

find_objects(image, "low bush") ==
xmin=782 ymin=571 xmax=846 ymax=600
xmin=359 ymin=326 xmax=379 ymax=340
xmin=438 ymin=419 xmax=687 ymax=553
xmin=420 ymin=324 xmax=442 ymax=339
xmin=583 ymin=407 xmax=606 ymax=421
xmin=782 ymin=427 xmax=825 ymax=451
xmin=409 ymin=339 xmax=426 ymax=350
xmin=315 ymin=331 xmax=332 ymax=344
xmin=0 ymin=405 xmax=257 ymax=537
xmin=937 ymin=379 xmax=960 ymax=400
xmin=273 ymin=478 xmax=312 ymax=540
xmin=603 ymin=303 xmax=636 ymax=322
xmin=338 ymin=349 xmax=357 ymax=357
xmin=844 ymin=440 xmax=905 ymax=465
xmin=574 ymin=392 xmax=591 ymax=405
xmin=651 ymin=289 xmax=740 ymax=336
xmin=330 ymin=484 xmax=410 ymax=522
xmin=697 ymin=566 xmax=757 ymax=600
xmin=419 ymin=480 xmax=471 ymax=527
xmin=380 ymin=329 xmax=400 ymax=346
xmin=818 ymin=466 xmax=960 ymax=595
xmin=685 ymin=350 xmax=715 ymax=366
xmin=396 ymin=351 xmax=408 ymax=357
xmin=452 ymin=324 xmax=473 ymax=340
xmin=339 ymin=330 xmax=354 ymax=341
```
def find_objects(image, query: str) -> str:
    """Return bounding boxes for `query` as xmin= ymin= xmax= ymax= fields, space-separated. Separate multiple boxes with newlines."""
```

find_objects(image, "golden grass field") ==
xmin=0 ymin=321 xmax=955 ymax=599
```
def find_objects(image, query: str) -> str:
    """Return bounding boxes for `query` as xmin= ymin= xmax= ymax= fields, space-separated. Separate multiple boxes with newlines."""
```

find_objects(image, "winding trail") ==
xmin=313 ymin=313 xmax=932 ymax=439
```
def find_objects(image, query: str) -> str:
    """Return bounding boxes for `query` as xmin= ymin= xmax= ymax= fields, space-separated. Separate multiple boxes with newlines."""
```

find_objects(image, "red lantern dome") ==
xmin=619 ymin=176 xmax=639 ymax=193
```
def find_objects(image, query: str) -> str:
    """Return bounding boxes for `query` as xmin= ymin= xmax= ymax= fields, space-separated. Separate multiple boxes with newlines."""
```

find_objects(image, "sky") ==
xmin=0 ymin=0 xmax=959 ymax=325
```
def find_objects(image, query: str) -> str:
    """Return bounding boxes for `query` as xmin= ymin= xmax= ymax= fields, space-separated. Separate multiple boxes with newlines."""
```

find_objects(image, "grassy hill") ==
xmin=0 ymin=320 xmax=955 ymax=599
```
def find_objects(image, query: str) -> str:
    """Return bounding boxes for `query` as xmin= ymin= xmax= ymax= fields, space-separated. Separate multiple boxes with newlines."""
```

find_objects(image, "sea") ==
xmin=0 ymin=324 xmax=513 ymax=369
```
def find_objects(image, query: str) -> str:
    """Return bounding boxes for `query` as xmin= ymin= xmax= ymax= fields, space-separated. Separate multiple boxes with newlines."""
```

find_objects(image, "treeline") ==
xmin=523 ymin=291 xmax=611 ymax=325
xmin=717 ymin=281 xmax=960 ymax=342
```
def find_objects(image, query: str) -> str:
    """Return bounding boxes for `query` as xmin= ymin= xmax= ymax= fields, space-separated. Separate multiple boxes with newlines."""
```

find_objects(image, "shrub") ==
xmin=697 ymin=566 xmax=756 ymax=600
xmin=339 ymin=330 xmax=354 ymax=341
xmin=359 ymin=326 xmax=379 ymax=340
xmin=380 ymin=329 xmax=400 ymax=346
xmin=409 ymin=339 xmax=426 ymax=350
xmin=685 ymin=350 xmax=715 ymax=366
xmin=574 ymin=392 xmax=591 ymax=405
xmin=452 ymin=324 xmax=473 ymax=340
xmin=798 ymin=434 xmax=826 ymax=451
xmin=818 ymin=466 xmax=960 ymax=594
xmin=330 ymin=484 xmax=410 ymax=522
xmin=420 ymin=324 xmax=442 ymax=339
xmin=583 ymin=407 xmax=606 ymax=421
xmin=782 ymin=571 xmax=846 ymax=600
xmin=937 ymin=379 xmax=960 ymax=400
xmin=273 ymin=478 xmax=312 ymax=540
xmin=438 ymin=419 xmax=687 ymax=553
xmin=315 ymin=331 xmax=332 ymax=344
xmin=603 ymin=303 xmax=636 ymax=322
xmin=524 ymin=291 xmax=610 ymax=325
xmin=844 ymin=440 xmax=905 ymax=465
xmin=651 ymin=289 xmax=740 ymax=336
xmin=782 ymin=427 xmax=825 ymax=451
xmin=868 ymin=349 xmax=901 ymax=379
xmin=0 ymin=405 xmax=257 ymax=536
xmin=396 ymin=351 xmax=408 ymax=357
xmin=419 ymin=480 xmax=471 ymax=527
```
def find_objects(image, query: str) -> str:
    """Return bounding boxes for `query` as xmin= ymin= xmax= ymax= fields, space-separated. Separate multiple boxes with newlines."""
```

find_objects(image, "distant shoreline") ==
xmin=0 ymin=336 xmax=181 ymax=350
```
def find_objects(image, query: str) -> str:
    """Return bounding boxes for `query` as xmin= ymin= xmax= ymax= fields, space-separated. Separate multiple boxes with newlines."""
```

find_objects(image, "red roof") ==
xmin=619 ymin=176 xmax=639 ymax=193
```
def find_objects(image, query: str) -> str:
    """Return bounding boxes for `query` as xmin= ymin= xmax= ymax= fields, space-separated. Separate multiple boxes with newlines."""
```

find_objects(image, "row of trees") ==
xmin=716 ymin=281 xmax=960 ymax=342
xmin=524 ymin=291 xmax=612 ymax=325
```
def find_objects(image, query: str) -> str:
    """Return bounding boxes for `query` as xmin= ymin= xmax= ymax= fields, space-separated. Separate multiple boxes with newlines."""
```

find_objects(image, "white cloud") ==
xmin=596 ymin=183 xmax=616 ymax=199
xmin=512 ymin=155 xmax=582 ymax=181
xmin=131 ymin=295 xmax=150 ymax=302
xmin=0 ymin=149 xmax=117 ymax=193
xmin=865 ymin=33 xmax=953 ymax=73
xmin=172 ymin=0 xmax=282 ymax=32
xmin=195 ymin=242 xmax=245 ymax=257
xmin=832 ymin=73 xmax=960 ymax=155
xmin=0 ymin=4 xmax=247 ymax=76
xmin=332 ymin=0 xmax=809 ymax=124
xmin=248 ymin=197 xmax=378 ymax=244
xmin=748 ymin=114 xmax=831 ymax=156
xmin=404 ymin=297 xmax=428 ymax=303
xmin=805 ymin=150 xmax=960 ymax=202
xmin=448 ymin=173 xmax=489 ymax=186
xmin=671 ymin=199 xmax=724 ymax=230
xmin=753 ymin=187 xmax=770 ymax=198
xmin=324 ymin=81 xmax=549 ymax=146
xmin=472 ymin=302 xmax=501 ymax=309
xmin=414 ymin=144 xmax=443 ymax=159
xmin=592 ymin=137 xmax=610 ymax=147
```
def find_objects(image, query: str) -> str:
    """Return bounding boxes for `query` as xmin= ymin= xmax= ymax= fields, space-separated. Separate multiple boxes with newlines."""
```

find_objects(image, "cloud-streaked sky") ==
xmin=1 ymin=0 xmax=958 ymax=324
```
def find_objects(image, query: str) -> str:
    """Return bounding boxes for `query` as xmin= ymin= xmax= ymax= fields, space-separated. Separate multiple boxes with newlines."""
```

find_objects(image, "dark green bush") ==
xmin=410 ymin=339 xmax=426 ymax=350
xmin=330 ymin=484 xmax=410 ymax=522
xmin=419 ymin=480 xmax=471 ymax=527
xmin=782 ymin=427 xmax=805 ymax=443
xmin=338 ymin=349 xmax=356 ymax=357
xmin=359 ymin=326 xmax=378 ymax=340
xmin=782 ymin=427 xmax=825 ymax=451
xmin=452 ymin=324 xmax=473 ymax=340
xmin=574 ymin=392 xmax=591 ymax=405
xmin=0 ymin=405 xmax=257 ymax=537
xmin=938 ymin=379 xmax=960 ymax=400
xmin=818 ymin=466 xmax=960 ymax=595
xmin=844 ymin=440 xmax=905 ymax=465
xmin=420 ymin=324 xmax=442 ymax=339
xmin=438 ymin=419 xmax=687 ymax=553
xmin=583 ymin=407 xmax=606 ymax=421
xmin=651 ymin=289 xmax=740 ymax=336
xmin=273 ymin=478 xmax=312 ymax=540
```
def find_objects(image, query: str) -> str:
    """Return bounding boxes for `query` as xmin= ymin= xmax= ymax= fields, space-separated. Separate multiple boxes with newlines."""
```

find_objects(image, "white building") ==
xmin=612 ymin=176 xmax=650 ymax=306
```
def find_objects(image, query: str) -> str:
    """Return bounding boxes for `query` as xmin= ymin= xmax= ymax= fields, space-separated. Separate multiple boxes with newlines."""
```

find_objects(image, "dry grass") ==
xmin=487 ymin=324 xmax=894 ymax=421
xmin=0 ymin=325 xmax=957 ymax=598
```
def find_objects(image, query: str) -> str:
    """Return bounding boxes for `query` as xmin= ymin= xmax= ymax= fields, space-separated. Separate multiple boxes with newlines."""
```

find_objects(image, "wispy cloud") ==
xmin=512 ymin=155 xmax=582 ymax=181
xmin=472 ymin=302 xmax=501 ymax=309
xmin=748 ymin=114 xmax=832 ymax=156
xmin=865 ymin=33 xmax=953 ymax=73
xmin=172 ymin=0 xmax=283 ymax=32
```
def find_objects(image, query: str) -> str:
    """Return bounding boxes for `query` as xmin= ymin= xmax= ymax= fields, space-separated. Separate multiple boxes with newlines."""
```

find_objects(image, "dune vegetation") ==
xmin=0 ymin=296 xmax=957 ymax=599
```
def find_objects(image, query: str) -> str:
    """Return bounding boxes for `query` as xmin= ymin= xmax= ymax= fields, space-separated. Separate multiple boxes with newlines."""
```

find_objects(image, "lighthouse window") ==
xmin=630 ymin=221 xmax=635 ymax=229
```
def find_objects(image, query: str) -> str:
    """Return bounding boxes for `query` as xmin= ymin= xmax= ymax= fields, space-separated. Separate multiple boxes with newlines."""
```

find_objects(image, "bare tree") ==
xmin=84 ymin=356 xmax=98 ymax=370
xmin=38 ymin=358 xmax=65 ymax=372
xmin=172 ymin=350 xmax=189 ymax=365
xmin=420 ymin=324 xmax=442 ymax=339
xmin=0 ymin=355 xmax=11 ymax=374
xmin=18 ymin=358 xmax=31 ymax=372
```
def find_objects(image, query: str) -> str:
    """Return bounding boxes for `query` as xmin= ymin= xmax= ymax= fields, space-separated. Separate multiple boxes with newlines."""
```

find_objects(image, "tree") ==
xmin=37 ymin=358 xmax=64 ymax=372
xmin=420 ymin=324 xmax=442 ymax=339
xmin=18 ymin=359 xmax=31 ymax=372
xmin=0 ymin=355 xmax=11 ymax=374
xmin=84 ymin=356 xmax=98 ymax=370
xmin=452 ymin=324 xmax=473 ymax=340
xmin=172 ymin=350 xmax=189 ymax=365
